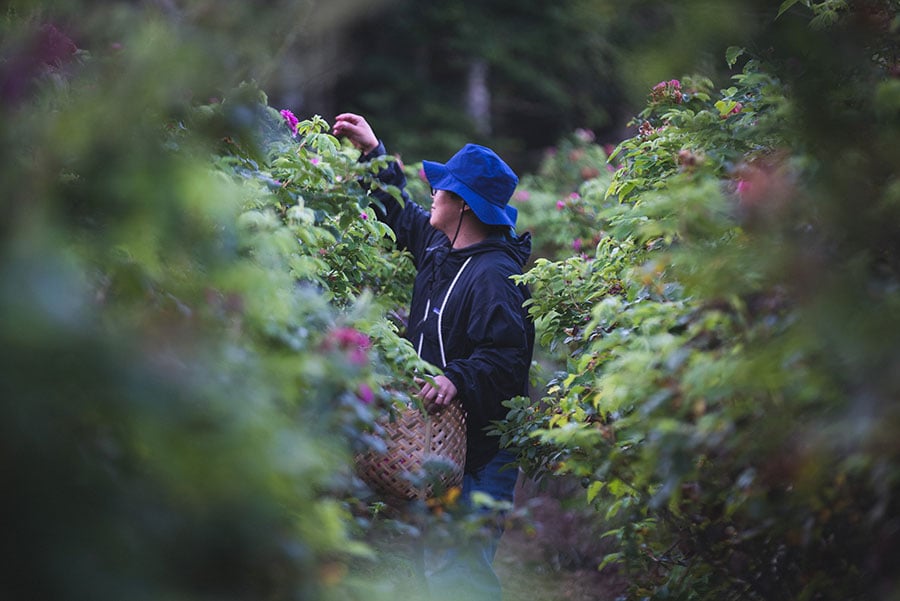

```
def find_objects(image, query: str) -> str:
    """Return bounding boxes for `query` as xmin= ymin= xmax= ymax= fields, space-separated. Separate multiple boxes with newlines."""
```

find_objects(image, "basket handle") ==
xmin=418 ymin=414 xmax=433 ymax=501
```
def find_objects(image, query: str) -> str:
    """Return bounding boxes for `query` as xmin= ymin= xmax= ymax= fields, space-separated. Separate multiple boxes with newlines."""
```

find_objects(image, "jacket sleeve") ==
xmin=360 ymin=142 xmax=437 ymax=267
xmin=442 ymin=271 xmax=532 ymax=432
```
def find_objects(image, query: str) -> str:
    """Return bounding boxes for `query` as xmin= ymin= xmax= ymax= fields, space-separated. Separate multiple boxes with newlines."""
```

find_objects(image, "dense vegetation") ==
xmin=502 ymin=1 xmax=900 ymax=599
xmin=2 ymin=1 xmax=898 ymax=600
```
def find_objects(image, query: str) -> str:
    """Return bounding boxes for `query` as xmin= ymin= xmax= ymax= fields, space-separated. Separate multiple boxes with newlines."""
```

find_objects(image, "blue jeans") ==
xmin=424 ymin=450 xmax=518 ymax=601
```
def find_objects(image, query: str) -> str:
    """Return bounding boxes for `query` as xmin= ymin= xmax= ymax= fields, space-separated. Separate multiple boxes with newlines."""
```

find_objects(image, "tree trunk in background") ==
xmin=466 ymin=58 xmax=491 ymax=136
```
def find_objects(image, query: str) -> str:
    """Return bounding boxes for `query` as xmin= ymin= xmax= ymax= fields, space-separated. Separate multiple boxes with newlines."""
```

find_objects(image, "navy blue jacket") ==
xmin=362 ymin=143 xmax=535 ymax=472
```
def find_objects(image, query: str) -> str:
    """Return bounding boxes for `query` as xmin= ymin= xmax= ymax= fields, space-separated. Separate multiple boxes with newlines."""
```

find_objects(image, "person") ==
xmin=333 ymin=113 xmax=535 ymax=601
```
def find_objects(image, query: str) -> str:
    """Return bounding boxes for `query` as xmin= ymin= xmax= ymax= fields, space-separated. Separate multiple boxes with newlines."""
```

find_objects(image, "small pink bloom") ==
xmin=556 ymin=200 xmax=566 ymax=210
xmin=333 ymin=327 xmax=371 ymax=350
xmin=280 ymin=109 xmax=299 ymax=136
xmin=569 ymin=192 xmax=580 ymax=200
xmin=649 ymin=80 xmax=683 ymax=104
xmin=310 ymin=156 xmax=320 ymax=165
xmin=358 ymin=383 xmax=374 ymax=404
xmin=360 ymin=212 xmax=368 ymax=220
xmin=514 ymin=190 xmax=531 ymax=202
xmin=574 ymin=128 xmax=595 ymax=143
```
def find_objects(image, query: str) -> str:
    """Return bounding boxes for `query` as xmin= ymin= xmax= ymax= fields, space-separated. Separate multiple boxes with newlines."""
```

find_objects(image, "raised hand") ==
xmin=332 ymin=113 xmax=379 ymax=154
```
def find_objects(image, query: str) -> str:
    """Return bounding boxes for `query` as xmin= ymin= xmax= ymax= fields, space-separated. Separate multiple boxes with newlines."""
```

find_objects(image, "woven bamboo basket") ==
xmin=356 ymin=401 xmax=466 ymax=502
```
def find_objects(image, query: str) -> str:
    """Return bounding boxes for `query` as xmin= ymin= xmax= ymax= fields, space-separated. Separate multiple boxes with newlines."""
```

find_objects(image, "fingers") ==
xmin=332 ymin=113 xmax=361 ymax=134
xmin=332 ymin=113 xmax=378 ymax=153
xmin=334 ymin=112 xmax=362 ymax=124
xmin=417 ymin=375 xmax=457 ymax=411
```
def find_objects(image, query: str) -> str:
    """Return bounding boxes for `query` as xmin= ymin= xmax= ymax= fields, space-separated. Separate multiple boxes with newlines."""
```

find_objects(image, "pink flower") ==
xmin=333 ymin=327 xmax=371 ymax=351
xmin=280 ymin=109 xmax=299 ymax=136
xmin=556 ymin=200 xmax=566 ymax=210
xmin=649 ymin=79 xmax=683 ymax=104
xmin=360 ymin=212 xmax=368 ymax=220
xmin=326 ymin=327 xmax=372 ymax=366
xmin=514 ymin=190 xmax=531 ymax=202
xmin=722 ymin=102 xmax=744 ymax=119
xmin=310 ymin=156 xmax=320 ymax=165
xmin=357 ymin=383 xmax=374 ymax=404
xmin=575 ymin=128 xmax=595 ymax=143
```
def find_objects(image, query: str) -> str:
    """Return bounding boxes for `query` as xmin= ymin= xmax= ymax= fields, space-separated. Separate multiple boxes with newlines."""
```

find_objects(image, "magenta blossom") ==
xmin=357 ymin=383 xmax=374 ymax=404
xmin=556 ymin=200 xmax=566 ymax=210
xmin=650 ymin=79 xmax=683 ymax=104
xmin=326 ymin=326 xmax=372 ymax=366
xmin=333 ymin=327 xmax=371 ymax=350
xmin=280 ymin=109 xmax=299 ymax=136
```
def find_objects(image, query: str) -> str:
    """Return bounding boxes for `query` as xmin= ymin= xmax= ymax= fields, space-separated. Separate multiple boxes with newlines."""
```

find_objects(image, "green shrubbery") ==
xmin=1 ymin=6 xmax=427 ymax=600
xmin=497 ymin=3 xmax=900 ymax=600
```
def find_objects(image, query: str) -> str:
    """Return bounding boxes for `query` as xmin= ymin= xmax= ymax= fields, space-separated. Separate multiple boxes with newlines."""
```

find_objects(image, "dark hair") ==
xmin=487 ymin=224 xmax=514 ymax=238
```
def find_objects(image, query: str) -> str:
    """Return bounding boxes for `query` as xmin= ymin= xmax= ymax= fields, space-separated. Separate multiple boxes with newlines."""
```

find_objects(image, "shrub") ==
xmin=497 ymin=3 xmax=900 ymax=600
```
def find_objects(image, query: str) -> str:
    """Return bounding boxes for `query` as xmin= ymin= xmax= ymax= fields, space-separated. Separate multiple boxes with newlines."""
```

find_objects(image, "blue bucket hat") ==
xmin=423 ymin=143 xmax=519 ymax=227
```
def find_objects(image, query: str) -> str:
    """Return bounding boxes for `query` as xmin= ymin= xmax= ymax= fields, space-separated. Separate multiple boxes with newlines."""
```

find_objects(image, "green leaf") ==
xmin=598 ymin=552 xmax=623 ymax=572
xmin=586 ymin=480 xmax=605 ymax=503
xmin=715 ymin=100 xmax=739 ymax=116
xmin=725 ymin=46 xmax=745 ymax=68
xmin=776 ymin=0 xmax=807 ymax=19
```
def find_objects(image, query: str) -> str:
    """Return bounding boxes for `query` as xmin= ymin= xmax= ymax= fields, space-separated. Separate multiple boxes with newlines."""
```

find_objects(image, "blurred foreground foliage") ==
xmin=0 ymin=3 xmax=436 ymax=600
xmin=500 ymin=1 xmax=900 ymax=599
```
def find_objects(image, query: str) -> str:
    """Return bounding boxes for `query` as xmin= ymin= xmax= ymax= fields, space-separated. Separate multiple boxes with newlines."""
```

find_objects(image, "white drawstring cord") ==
xmin=437 ymin=256 xmax=472 ymax=368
